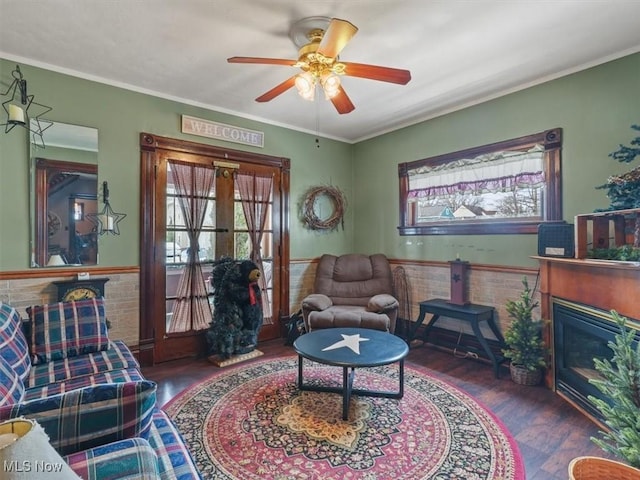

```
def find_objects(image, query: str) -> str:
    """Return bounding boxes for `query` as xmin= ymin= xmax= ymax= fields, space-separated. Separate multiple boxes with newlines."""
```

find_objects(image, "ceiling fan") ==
xmin=227 ymin=17 xmax=411 ymax=114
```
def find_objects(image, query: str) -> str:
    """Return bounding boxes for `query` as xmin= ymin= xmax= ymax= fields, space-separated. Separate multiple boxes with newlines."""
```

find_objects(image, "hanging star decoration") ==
xmin=86 ymin=181 xmax=127 ymax=235
xmin=322 ymin=333 xmax=370 ymax=355
xmin=1 ymin=65 xmax=53 ymax=148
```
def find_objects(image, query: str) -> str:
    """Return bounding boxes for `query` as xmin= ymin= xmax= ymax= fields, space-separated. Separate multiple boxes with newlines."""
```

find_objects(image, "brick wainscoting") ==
xmin=0 ymin=270 xmax=140 ymax=348
xmin=288 ymin=258 xmax=539 ymax=340
xmin=1 ymin=259 xmax=538 ymax=354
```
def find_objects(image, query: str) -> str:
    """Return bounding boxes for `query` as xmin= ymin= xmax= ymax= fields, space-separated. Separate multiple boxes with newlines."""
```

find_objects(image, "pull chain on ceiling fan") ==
xmin=227 ymin=17 xmax=411 ymax=114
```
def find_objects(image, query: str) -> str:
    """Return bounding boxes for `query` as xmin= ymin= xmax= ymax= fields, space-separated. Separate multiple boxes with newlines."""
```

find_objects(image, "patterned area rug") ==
xmin=164 ymin=356 xmax=524 ymax=480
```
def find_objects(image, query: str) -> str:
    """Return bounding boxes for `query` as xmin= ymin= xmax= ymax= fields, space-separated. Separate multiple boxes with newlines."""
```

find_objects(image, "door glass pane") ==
xmin=165 ymin=265 xmax=184 ymax=330
xmin=234 ymin=200 xmax=249 ymax=259
xmin=260 ymin=232 xmax=273 ymax=260
xmin=202 ymin=200 xmax=216 ymax=228
xmin=234 ymin=232 xmax=250 ymax=259
xmin=234 ymin=201 xmax=247 ymax=230
xmin=262 ymin=259 xmax=273 ymax=289
xmin=195 ymin=231 xmax=216 ymax=263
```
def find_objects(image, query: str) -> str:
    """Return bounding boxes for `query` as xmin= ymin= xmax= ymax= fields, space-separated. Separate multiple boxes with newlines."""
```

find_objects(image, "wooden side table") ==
xmin=406 ymin=298 xmax=506 ymax=378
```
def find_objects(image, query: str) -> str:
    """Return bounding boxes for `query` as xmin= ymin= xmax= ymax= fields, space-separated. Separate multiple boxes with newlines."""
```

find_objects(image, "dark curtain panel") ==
xmin=168 ymin=161 xmax=216 ymax=333
xmin=236 ymin=171 xmax=273 ymax=324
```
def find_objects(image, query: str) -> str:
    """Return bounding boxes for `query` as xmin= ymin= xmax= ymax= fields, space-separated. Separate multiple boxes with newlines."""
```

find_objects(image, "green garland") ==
xmin=588 ymin=245 xmax=640 ymax=262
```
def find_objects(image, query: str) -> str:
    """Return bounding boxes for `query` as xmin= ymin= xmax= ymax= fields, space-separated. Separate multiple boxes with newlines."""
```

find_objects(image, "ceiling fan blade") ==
xmin=341 ymin=61 xmax=411 ymax=85
xmin=317 ymin=18 xmax=358 ymax=59
xmin=228 ymin=56 xmax=297 ymax=66
xmin=255 ymin=76 xmax=297 ymax=102
xmin=330 ymin=86 xmax=355 ymax=114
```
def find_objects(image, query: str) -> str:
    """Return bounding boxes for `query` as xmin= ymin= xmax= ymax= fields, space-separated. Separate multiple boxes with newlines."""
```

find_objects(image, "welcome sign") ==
xmin=181 ymin=115 xmax=264 ymax=148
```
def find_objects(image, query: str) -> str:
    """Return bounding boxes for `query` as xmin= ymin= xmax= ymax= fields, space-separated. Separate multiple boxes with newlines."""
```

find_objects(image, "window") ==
xmin=73 ymin=202 xmax=84 ymax=221
xmin=398 ymin=128 xmax=562 ymax=235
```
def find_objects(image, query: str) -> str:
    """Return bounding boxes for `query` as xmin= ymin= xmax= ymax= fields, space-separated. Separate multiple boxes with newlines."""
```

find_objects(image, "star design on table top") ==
xmin=322 ymin=334 xmax=370 ymax=355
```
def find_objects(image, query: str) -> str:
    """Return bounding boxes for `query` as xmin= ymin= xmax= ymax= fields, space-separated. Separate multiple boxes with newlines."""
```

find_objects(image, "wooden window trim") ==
xmin=397 ymin=128 xmax=562 ymax=235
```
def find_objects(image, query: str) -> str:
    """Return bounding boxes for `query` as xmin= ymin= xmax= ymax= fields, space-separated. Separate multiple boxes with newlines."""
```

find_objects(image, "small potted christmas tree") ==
xmin=502 ymin=278 xmax=547 ymax=385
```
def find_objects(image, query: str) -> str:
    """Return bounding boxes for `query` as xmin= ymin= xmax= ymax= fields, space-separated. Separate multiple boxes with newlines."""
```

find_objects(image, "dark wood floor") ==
xmin=142 ymin=338 xmax=615 ymax=480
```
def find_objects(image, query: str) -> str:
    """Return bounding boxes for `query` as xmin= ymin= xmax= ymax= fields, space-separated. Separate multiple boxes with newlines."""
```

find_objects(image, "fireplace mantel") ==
xmin=535 ymin=256 xmax=640 ymax=415
xmin=536 ymin=256 xmax=639 ymax=323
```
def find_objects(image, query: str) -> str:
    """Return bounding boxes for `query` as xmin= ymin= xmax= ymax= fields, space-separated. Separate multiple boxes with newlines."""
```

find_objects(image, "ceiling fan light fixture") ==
xmin=320 ymin=72 xmax=341 ymax=99
xmin=295 ymin=72 xmax=316 ymax=101
xmin=228 ymin=16 xmax=410 ymax=114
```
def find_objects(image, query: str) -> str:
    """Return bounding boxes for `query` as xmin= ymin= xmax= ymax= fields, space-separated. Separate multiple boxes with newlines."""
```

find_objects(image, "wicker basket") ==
xmin=569 ymin=456 xmax=640 ymax=480
xmin=509 ymin=363 xmax=542 ymax=386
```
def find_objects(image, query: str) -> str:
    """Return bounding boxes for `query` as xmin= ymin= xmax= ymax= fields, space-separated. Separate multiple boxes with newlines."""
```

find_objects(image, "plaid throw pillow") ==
xmin=0 ymin=356 xmax=24 ymax=406
xmin=27 ymin=297 xmax=109 ymax=364
xmin=0 ymin=302 xmax=31 ymax=380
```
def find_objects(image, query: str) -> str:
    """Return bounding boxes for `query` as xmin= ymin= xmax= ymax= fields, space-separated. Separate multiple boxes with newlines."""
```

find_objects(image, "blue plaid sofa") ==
xmin=0 ymin=299 xmax=201 ymax=479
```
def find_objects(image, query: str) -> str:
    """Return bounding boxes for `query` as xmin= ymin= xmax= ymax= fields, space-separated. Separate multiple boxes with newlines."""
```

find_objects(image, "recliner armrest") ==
xmin=302 ymin=294 xmax=333 ymax=311
xmin=367 ymin=294 xmax=399 ymax=313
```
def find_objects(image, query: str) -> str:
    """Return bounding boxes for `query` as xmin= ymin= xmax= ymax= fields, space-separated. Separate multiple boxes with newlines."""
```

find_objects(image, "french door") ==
xmin=140 ymin=133 xmax=290 ymax=364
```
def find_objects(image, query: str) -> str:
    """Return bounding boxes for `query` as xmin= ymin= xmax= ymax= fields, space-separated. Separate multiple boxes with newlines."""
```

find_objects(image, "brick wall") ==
xmin=0 ymin=272 xmax=140 ymax=347
xmin=288 ymin=258 xmax=540 ymax=339
xmin=1 ymin=259 xmax=539 ymax=349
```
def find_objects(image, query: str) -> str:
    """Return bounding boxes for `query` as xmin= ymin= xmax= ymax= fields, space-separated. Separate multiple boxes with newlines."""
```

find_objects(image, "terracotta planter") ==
xmin=509 ymin=363 xmax=542 ymax=386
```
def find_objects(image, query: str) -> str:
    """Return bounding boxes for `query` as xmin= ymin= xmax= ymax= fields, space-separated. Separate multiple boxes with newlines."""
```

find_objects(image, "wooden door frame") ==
xmin=139 ymin=133 xmax=290 ymax=365
xmin=34 ymin=158 xmax=98 ymax=267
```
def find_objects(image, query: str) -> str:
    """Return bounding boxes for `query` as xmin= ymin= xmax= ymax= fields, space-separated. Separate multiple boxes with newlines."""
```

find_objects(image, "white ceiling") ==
xmin=1 ymin=0 xmax=639 ymax=143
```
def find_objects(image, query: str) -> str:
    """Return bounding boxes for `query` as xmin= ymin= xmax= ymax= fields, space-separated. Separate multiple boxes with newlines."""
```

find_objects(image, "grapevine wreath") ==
xmin=301 ymin=185 xmax=347 ymax=231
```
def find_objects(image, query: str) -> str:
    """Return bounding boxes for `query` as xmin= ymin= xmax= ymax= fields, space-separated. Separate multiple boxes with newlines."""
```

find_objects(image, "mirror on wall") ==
xmin=30 ymin=121 xmax=99 ymax=267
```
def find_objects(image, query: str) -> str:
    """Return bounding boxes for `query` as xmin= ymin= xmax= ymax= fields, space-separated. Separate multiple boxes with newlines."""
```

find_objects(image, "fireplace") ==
xmin=537 ymin=256 xmax=639 ymax=424
xmin=553 ymin=299 xmax=640 ymax=421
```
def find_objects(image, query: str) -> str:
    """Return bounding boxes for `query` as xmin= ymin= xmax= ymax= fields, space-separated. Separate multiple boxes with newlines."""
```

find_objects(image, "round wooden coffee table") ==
xmin=293 ymin=327 xmax=409 ymax=420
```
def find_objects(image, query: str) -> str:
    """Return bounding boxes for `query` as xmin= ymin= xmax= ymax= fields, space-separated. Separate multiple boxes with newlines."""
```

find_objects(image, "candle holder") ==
xmin=0 ymin=64 xmax=53 ymax=147
xmin=448 ymin=258 xmax=470 ymax=305
xmin=86 ymin=181 xmax=127 ymax=235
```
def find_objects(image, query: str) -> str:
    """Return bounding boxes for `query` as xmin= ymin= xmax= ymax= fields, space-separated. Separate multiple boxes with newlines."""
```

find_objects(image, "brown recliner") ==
xmin=301 ymin=254 xmax=399 ymax=333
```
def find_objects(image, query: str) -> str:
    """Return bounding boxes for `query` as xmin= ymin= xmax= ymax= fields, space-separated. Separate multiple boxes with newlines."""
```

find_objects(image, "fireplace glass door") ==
xmin=553 ymin=299 xmax=640 ymax=421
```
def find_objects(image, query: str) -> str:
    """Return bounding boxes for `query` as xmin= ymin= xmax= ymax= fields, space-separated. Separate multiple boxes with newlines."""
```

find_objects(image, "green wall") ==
xmin=0 ymin=59 xmax=354 ymax=271
xmin=1 ymin=54 xmax=638 ymax=272
xmin=353 ymin=53 xmax=640 ymax=267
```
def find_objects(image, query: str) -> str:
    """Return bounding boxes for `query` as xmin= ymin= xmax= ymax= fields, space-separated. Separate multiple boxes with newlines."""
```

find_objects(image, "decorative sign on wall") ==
xmin=181 ymin=115 xmax=264 ymax=148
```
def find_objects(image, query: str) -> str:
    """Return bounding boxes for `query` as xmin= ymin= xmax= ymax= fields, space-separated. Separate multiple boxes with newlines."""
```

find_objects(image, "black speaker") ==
xmin=538 ymin=223 xmax=575 ymax=258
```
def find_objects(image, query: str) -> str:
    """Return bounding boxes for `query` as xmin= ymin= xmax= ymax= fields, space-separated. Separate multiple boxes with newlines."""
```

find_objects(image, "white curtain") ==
xmin=408 ymin=145 xmax=545 ymax=199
